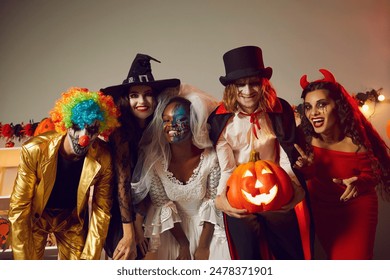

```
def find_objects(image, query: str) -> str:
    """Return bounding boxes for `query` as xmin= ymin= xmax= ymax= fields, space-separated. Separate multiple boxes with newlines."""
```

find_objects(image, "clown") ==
xmin=8 ymin=87 xmax=120 ymax=259
xmin=50 ymin=87 xmax=120 ymax=157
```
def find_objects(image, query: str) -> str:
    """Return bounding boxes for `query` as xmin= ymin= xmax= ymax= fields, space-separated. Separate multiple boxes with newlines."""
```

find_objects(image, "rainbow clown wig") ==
xmin=50 ymin=87 xmax=120 ymax=138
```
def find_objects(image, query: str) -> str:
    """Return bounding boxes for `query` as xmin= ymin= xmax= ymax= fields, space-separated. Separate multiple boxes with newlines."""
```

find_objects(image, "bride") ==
xmin=131 ymin=85 xmax=230 ymax=260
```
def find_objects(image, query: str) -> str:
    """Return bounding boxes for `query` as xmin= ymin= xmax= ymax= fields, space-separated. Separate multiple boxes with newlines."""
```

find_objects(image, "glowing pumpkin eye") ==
xmin=261 ymin=167 xmax=273 ymax=174
xmin=242 ymin=170 xmax=254 ymax=178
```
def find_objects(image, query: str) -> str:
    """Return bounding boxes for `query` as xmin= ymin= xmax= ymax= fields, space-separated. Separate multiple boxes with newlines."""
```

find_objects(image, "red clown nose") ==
xmin=78 ymin=135 xmax=90 ymax=147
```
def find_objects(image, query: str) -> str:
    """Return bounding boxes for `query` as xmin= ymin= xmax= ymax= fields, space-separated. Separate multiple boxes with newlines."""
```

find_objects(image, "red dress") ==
xmin=307 ymin=146 xmax=378 ymax=260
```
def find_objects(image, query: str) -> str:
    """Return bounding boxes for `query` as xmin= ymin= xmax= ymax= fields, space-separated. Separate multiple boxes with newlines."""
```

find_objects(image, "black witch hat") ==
xmin=101 ymin=53 xmax=180 ymax=99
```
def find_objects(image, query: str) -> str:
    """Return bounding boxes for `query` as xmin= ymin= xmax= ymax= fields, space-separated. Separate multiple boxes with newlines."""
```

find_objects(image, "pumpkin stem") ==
xmin=249 ymin=150 xmax=260 ymax=162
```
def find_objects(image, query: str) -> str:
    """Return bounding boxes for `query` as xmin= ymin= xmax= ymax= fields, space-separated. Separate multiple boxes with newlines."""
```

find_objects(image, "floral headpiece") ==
xmin=50 ymin=87 xmax=120 ymax=137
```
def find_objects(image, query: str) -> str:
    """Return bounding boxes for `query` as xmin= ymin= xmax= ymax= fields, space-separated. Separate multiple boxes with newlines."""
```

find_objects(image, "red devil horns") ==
xmin=300 ymin=69 xmax=336 ymax=89
xmin=300 ymin=74 xmax=309 ymax=90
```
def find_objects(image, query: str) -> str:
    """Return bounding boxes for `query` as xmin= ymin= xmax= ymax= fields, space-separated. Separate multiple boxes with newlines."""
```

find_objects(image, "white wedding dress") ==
xmin=143 ymin=147 xmax=230 ymax=260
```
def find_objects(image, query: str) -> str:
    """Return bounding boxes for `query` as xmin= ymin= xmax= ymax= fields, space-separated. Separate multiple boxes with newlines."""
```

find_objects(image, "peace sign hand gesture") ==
xmin=293 ymin=144 xmax=314 ymax=170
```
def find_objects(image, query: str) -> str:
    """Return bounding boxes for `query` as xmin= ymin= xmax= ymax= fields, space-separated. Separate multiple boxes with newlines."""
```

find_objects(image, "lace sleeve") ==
xmin=205 ymin=160 xmax=220 ymax=200
xmin=148 ymin=170 xmax=171 ymax=207
xmin=143 ymin=170 xmax=182 ymax=251
xmin=199 ymin=159 xmax=224 ymax=228
xmin=110 ymin=129 xmax=135 ymax=223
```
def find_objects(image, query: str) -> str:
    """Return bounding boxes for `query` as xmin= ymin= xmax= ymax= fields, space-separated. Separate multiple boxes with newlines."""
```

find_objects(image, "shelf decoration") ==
xmin=0 ymin=118 xmax=56 ymax=148
xmin=293 ymin=88 xmax=385 ymax=121
xmin=352 ymin=88 xmax=385 ymax=114
xmin=0 ymin=217 xmax=10 ymax=253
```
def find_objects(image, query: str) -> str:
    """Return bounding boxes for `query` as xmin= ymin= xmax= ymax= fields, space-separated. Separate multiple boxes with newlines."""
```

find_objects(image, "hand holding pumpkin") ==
xmin=215 ymin=192 xmax=248 ymax=218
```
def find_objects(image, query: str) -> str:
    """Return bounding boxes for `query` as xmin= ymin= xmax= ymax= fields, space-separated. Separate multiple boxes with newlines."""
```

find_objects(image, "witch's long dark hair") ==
xmin=107 ymin=91 xmax=155 ymax=222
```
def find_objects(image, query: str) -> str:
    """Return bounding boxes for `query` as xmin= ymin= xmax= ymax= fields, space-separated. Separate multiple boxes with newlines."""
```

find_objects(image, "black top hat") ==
xmin=101 ymin=53 xmax=180 ymax=100
xmin=219 ymin=46 xmax=273 ymax=86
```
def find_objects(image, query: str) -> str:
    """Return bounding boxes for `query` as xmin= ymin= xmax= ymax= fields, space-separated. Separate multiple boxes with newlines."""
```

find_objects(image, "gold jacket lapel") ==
xmin=77 ymin=145 xmax=101 ymax=218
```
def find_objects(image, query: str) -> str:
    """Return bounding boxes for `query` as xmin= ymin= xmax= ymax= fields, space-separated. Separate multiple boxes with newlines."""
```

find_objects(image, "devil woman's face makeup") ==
xmin=303 ymin=89 xmax=338 ymax=135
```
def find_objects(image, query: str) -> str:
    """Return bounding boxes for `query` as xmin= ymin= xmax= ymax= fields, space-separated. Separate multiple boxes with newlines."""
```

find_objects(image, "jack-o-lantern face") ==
xmin=33 ymin=118 xmax=55 ymax=136
xmin=227 ymin=160 xmax=293 ymax=213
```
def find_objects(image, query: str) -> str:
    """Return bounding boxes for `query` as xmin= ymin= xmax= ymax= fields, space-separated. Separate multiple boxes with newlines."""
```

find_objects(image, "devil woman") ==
xmin=294 ymin=69 xmax=390 ymax=259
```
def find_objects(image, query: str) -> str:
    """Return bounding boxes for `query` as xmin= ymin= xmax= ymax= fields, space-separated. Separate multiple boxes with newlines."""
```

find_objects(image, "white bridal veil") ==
xmin=131 ymin=84 xmax=219 ymax=204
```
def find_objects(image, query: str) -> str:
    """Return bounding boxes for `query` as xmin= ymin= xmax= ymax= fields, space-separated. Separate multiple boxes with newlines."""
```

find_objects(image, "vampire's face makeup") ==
xmin=235 ymin=76 xmax=262 ymax=114
xmin=66 ymin=120 xmax=100 ymax=157
xmin=162 ymin=101 xmax=191 ymax=144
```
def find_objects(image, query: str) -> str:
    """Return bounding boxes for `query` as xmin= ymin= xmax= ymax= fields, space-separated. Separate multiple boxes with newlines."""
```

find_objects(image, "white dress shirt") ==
xmin=216 ymin=110 xmax=299 ymax=195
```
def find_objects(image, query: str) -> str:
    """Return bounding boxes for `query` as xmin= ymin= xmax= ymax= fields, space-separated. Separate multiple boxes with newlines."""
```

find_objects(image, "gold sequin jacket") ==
xmin=8 ymin=131 xmax=113 ymax=259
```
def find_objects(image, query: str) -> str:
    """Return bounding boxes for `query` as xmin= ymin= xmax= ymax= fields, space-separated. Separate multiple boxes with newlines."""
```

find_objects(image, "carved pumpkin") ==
xmin=33 ymin=118 xmax=55 ymax=136
xmin=227 ymin=156 xmax=293 ymax=213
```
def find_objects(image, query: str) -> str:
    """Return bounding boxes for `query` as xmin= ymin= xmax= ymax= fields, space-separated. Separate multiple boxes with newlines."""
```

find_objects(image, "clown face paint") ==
xmin=162 ymin=101 xmax=191 ymax=144
xmin=66 ymin=120 xmax=100 ymax=157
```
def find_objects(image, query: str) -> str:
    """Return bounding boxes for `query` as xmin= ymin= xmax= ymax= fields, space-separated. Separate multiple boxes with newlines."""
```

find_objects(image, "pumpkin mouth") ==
xmin=241 ymin=185 xmax=278 ymax=205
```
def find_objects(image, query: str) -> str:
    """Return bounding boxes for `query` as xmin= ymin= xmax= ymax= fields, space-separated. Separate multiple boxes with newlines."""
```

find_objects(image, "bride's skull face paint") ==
xmin=162 ymin=101 xmax=191 ymax=144
xmin=67 ymin=120 xmax=100 ymax=156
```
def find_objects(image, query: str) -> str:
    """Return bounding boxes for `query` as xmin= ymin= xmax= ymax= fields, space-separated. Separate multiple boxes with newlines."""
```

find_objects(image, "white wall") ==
xmin=0 ymin=0 xmax=389 ymax=259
